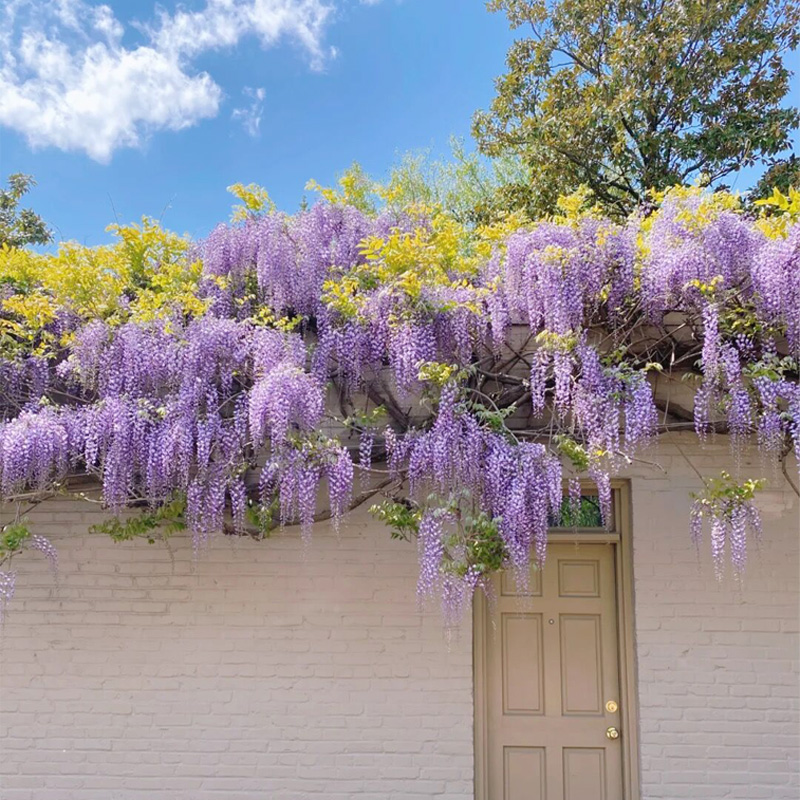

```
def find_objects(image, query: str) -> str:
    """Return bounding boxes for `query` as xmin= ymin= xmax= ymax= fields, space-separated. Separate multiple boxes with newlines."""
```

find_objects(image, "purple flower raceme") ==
xmin=28 ymin=534 xmax=58 ymax=576
xmin=248 ymin=367 xmax=324 ymax=446
xmin=0 ymin=571 xmax=16 ymax=622
xmin=751 ymin=225 xmax=800 ymax=357
xmin=0 ymin=408 xmax=74 ymax=496
xmin=358 ymin=430 xmax=374 ymax=489
xmin=0 ymin=191 xmax=797 ymax=618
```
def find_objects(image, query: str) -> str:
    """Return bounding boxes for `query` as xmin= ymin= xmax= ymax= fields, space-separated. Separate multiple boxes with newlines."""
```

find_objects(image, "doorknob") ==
xmin=606 ymin=726 xmax=620 ymax=740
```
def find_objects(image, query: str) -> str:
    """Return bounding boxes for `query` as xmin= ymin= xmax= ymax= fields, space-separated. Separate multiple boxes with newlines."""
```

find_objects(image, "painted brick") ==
xmin=0 ymin=502 xmax=474 ymax=800
xmin=0 ymin=435 xmax=797 ymax=799
xmin=630 ymin=437 xmax=799 ymax=800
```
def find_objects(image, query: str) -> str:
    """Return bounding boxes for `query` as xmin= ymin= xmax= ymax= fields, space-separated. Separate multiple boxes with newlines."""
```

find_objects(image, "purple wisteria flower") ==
xmin=0 ymin=190 xmax=797 ymax=615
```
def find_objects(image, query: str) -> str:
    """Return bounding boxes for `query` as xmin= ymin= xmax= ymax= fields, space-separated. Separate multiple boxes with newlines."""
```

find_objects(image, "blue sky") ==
xmin=0 ymin=0 xmax=797 ymax=247
xmin=0 ymin=1 xmax=517 ymax=245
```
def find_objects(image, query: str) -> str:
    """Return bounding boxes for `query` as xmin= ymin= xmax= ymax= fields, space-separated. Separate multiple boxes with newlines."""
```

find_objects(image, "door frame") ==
xmin=473 ymin=479 xmax=640 ymax=800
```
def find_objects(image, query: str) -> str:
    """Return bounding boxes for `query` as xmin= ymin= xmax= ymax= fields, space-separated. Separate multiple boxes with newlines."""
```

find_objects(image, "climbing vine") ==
xmin=0 ymin=180 xmax=798 ymax=622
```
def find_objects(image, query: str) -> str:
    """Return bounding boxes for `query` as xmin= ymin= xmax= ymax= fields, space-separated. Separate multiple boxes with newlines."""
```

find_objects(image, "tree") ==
xmin=383 ymin=143 xmax=538 ymax=226
xmin=750 ymin=155 xmax=800 ymax=204
xmin=0 ymin=174 xmax=52 ymax=248
xmin=473 ymin=0 xmax=800 ymax=216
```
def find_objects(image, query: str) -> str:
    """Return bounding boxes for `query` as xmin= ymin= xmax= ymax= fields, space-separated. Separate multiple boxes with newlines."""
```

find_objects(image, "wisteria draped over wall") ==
xmin=0 ymin=186 xmax=798 ymax=621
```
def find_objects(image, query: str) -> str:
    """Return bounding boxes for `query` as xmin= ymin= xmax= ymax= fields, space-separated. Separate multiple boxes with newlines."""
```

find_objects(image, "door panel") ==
xmin=560 ymin=614 xmax=603 ymax=715
xmin=558 ymin=560 xmax=600 ymax=597
xmin=503 ymin=746 xmax=546 ymax=800
xmin=563 ymin=748 xmax=607 ymax=800
xmin=484 ymin=543 xmax=623 ymax=800
xmin=502 ymin=613 xmax=544 ymax=714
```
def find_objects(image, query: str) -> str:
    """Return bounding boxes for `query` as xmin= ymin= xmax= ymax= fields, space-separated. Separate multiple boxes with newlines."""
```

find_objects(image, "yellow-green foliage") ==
xmin=322 ymin=206 xmax=525 ymax=320
xmin=2 ymin=181 xmax=793 ymax=360
xmin=306 ymin=163 xmax=378 ymax=214
xmin=416 ymin=361 xmax=463 ymax=386
xmin=550 ymin=185 xmax=603 ymax=224
xmin=247 ymin=304 xmax=302 ymax=332
xmin=534 ymin=329 xmax=579 ymax=353
xmin=754 ymin=186 xmax=800 ymax=238
xmin=644 ymin=185 xmax=743 ymax=236
xmin=228 ymin=182 xmax=275 ymax=222
xmin=0 ymin=218 xmax=207 ymax=353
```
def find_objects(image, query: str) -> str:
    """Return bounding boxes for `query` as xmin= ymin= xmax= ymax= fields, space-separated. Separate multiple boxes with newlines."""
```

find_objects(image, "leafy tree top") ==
xmin=0 ymin=174 xmax=52 ymax=249
xmin=750 ymin=156 xmax=800 ymax=205
xmin=474 ymin=0 xmax=800 ymax=216
xmin=0 ymin=175 xmax=798 ymax=622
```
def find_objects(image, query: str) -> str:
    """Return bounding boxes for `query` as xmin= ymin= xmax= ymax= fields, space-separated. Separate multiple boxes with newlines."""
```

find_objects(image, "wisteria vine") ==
xmin=0 ymin=184 xmax=798 ymax=622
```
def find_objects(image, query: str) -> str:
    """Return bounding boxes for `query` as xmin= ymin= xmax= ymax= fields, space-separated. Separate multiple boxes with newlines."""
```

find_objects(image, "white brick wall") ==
xmin=629 ymin=438 xmax=799 ymax=799
xmin=0 ymin=504 xmax=474 ymax=800
xmin=0 ymin=435 xmax=797 ymax=799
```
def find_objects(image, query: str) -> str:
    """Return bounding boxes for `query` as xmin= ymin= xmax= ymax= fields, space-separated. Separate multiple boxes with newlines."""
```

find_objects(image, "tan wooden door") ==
xmin=483 ymin=543 xmax=623 ymax=800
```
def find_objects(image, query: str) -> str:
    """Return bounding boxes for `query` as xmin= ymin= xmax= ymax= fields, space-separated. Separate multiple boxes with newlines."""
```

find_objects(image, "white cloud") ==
xmin=0 ymin=0 xmax=337 ymax=161
xmin=232 ymin=86 xmax=266 ymax=137
xmin=151 ymin=0 xmax=334 ymax=68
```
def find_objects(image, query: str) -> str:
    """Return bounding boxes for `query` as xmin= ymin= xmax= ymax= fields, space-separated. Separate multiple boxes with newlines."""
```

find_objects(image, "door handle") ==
xmin=606 ymin=726 xmax=620 ymax=740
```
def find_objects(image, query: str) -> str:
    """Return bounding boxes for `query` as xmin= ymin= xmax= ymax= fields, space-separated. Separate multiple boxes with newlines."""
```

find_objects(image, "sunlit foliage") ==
xmin=475 ymin=0 xmax=800 ymax=215
xmin=0 ymin=181 xmax=798 ymax=623
xmin=0 ymin=174 xmax=51 ymax=249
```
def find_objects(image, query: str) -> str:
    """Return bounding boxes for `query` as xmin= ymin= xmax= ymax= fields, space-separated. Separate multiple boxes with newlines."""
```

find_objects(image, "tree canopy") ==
xmin=0 ymin=175 xmax=798 ymax=622
xmin=751 ymin=156 xmax=800 ymax=204
xmin=474 ymin=0 xmax=800 ymax=216
xmin=0 ymin=174 xmax=52 ymax=249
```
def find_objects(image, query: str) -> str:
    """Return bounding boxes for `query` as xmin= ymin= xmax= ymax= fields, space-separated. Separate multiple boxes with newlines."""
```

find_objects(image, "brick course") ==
xmin=0 ymin=504 xmax=474 ymax=800
xmin=630 ymin=439 xmax=799 ymax=799
xmin=0 ymin=435 xmax=797 ymax=798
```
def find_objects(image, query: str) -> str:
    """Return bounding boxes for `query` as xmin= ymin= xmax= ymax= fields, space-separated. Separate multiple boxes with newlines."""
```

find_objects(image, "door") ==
xmin=481 ymin=543 xmax=623 ymax=800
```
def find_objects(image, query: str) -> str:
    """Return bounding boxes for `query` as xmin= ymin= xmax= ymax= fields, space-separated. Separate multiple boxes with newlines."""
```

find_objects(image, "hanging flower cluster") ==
xmin=0 ymin=183 xmax=798 ymax=621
